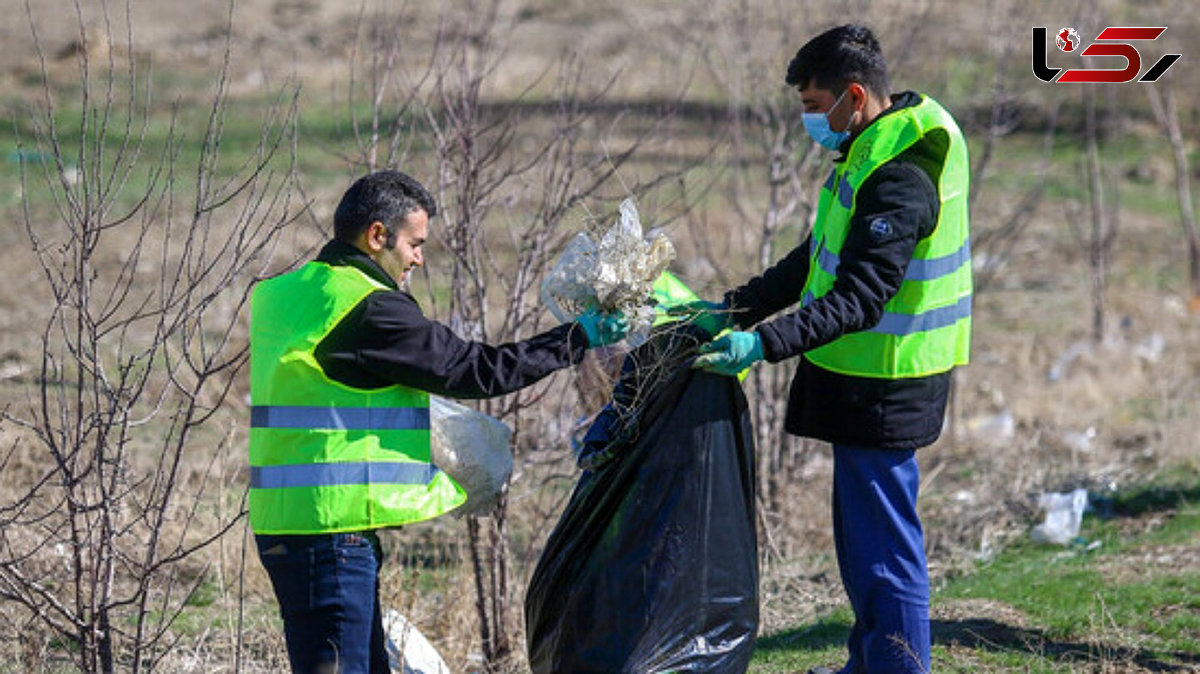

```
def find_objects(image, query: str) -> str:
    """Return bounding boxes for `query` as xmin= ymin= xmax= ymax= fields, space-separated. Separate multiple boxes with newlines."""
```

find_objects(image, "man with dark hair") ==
xmin=332 ymin=170 xmax=438 ymax=245
xmin=685 ymin=23 xmax=971 ymax=673
xmin=249 ymin=170 xmax=628 ymax=673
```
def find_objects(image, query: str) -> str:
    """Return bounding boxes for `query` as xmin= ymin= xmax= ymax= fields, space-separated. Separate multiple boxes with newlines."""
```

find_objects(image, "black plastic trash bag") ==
xmin=525 ymin=327 xmax=759 ymax=673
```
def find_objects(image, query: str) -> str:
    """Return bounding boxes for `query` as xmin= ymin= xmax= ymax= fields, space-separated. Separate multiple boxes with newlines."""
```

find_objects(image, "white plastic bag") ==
xmin=384 ymin=609 xmax=451 ymax=674
xmin=540 ymin=232 xmax=599 ymax=325
xmin=540 ymin=198 xmax=675 ymax=337
xmin=1030 ymin=488 xmax=1089 ymax=545
xmin=430 ymin=397 xmax=513 ymax=518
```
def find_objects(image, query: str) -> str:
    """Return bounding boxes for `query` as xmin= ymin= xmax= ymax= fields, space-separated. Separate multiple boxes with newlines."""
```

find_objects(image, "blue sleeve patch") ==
xmin=868 ymin=217 xmax=893 ymax=241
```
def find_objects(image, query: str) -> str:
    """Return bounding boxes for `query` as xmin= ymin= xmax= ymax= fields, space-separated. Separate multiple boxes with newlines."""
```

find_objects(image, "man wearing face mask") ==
xmin=249 ymin=170 xmax=628 ymax=673
xmin=682 ymin=23 xmax=971 ymax=673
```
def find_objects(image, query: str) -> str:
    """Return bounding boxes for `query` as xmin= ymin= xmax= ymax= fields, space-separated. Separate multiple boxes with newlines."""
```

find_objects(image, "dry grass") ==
xmin=2 ymin=0 xmax=1200 ymax=671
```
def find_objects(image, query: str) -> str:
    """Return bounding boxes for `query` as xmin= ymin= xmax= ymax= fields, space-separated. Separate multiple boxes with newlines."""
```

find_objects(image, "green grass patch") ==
xmin=748 ymin=610 xmax=853 ymax=673
xmin=751 ymin=472 xmax=1200 ymax=672
xmin=969 ymin=129 xmax=1181 ymax=221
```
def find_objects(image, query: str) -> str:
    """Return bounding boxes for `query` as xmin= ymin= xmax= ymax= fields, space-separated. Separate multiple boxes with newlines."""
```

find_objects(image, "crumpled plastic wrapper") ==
xmin=1030 ymin=488 xmax=1089 ymax=545
xmin=430 ymin=396 xmax=513 ymax=518
xmin=540 ymin=198 xmax=675 ymax=338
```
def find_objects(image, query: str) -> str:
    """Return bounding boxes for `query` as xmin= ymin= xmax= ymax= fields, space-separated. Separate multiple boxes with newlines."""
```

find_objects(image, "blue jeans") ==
xmin=832 ymin=444 xmax=931 ymax=674
xmin=255 ymin=531 xmax=389 ymax=674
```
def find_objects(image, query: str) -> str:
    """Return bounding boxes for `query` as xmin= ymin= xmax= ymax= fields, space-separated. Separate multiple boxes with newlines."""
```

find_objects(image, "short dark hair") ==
xmin=785 ymin=24 xmax=890 ymax=99
xmin=333 ymin=170 xmax=437 ymax=242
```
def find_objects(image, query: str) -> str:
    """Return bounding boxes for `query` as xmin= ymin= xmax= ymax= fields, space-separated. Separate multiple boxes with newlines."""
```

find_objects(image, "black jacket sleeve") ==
xmin=755 ymin=160 xmax=939 ymax=362
xmin=315 ymin=290 xmax=590 ymax=399
xmin=723 ymin=238 xmax=811 ymax=329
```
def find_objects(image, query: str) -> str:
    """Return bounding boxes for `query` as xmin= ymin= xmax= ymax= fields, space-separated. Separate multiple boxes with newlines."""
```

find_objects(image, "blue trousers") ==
xmin=256 ymin=531 xmax=390 ymax=674
xmin=832 ymin=444 xmax=931 ymax=673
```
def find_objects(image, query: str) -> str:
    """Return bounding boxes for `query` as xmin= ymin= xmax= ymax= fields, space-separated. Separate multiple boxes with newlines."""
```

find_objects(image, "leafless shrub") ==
xmin=3 ymin=1 xmax=1197 ymax=671
xmin=1145 ymin=77 xmax=1200 ymax=308
xmin=0 ymin=1 xmax=302 ymax=671
xmin=329 ymin=1 xmax=721 ymax=669
xmin=967 ymin=4 xmax=1061 ymax=295
xmin=1075 ymin=82 xmax=1121 ymax=343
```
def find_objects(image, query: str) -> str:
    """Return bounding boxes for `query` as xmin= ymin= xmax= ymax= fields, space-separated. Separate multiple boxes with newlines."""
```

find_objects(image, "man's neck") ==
xmin=316 ymin=239 xmax=399 ymax=291
xmin=856 ymin=93 xmax=892 ymax=132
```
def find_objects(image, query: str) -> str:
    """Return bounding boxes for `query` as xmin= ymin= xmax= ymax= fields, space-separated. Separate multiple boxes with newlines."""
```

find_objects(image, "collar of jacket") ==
xmin=315 ymin=239 xmax=401 ymax=291
xmin=835 ymin=90 xmax=924 ymax=159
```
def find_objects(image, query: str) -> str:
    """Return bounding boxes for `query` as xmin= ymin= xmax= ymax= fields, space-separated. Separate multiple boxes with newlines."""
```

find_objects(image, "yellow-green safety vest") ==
xmin=651 ymin=271 xmax=751 ymax=381
xmin=651 ymin=270 xmax=701 ymax=323
xmin=249 ymin=261 xmax=466 ymax=534
xmin=802 ymin=94 xmax=971 ymax=378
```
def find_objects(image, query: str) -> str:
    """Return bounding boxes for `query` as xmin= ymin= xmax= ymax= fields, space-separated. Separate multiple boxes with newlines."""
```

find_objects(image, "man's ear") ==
xmin=847 ymin=81 xmax=867 ymax=111
xmin=363 ymin=221 xmax=389 ymax=253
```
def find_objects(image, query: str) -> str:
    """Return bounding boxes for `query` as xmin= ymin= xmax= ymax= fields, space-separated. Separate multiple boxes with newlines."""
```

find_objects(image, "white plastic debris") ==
xmin=384 ymin=610 xmax=451 ymax=674
xmin=1131 ymin=332 xmax=1165 ymax=363
xmin=1047 ymin=339 xmax=1093 ymax=382
xmin=953 ymin=490 xmax=976 ymax=504
xmin=430 ymin=396 xmax=513 ymax=518
xmin=962 ymin=409 xmax=1015 ymax=442
xmin=1030 ymin=488 xmax=1089 ymax=545
xmin=540 ymin=198 xmax=675 ymax=337
xmin=1062 ymin=426 xmax=1097 ymax=454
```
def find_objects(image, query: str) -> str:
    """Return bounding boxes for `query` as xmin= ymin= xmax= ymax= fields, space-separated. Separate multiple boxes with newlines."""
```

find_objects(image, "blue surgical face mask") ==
xmin=802 ymin=90 xmax=854 ymax=151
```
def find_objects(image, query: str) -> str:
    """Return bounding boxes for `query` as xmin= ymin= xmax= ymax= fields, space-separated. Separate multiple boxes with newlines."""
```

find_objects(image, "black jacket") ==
xmin=726 ymin=91 xmax=956 ymax=450
xmin=310 ymin=240 xmax=589 ymax=397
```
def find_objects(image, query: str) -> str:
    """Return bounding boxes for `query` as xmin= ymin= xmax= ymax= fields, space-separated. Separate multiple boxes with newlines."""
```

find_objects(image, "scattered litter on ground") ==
xmin=962 ymin=409 xmax=1015 ymax=442
xmin=1030 ymin=488 xmax=1089 ymax=546
xmin=384 ymin=610 xmax=451 ymax=674
xmin=1061 ymin=426 xmax=1097 ymax=454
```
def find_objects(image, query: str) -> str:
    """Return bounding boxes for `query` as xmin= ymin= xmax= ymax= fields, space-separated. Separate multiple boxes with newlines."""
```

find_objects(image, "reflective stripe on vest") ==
xmin=813 ymin=238 xmax=971 ymax=284
xmin=802 ymin=94 xmax=972 ymax=378
xmin=803 ymin=290 xmax=971 ymax=337
xmin=251 ymin=405 xmax=430 ymax=430
xmin=249 ymin=261 xmax=466 ymax=534
xmin=251 ymin=462 xmax=440 ymax=489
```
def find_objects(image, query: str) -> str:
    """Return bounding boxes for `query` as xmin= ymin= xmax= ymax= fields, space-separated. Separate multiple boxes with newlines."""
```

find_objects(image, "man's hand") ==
xmin=576 ymin=309 xmax=630 ymax=348
xmin=693 ymin=331 xmax=763 ymax=376
xmin=666 ymin=299 xmax=733 ymax=338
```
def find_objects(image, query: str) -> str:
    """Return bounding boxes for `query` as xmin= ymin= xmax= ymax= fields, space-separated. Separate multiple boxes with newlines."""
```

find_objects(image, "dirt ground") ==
xmin=3 ymin=1 xmax=1199 ymax=671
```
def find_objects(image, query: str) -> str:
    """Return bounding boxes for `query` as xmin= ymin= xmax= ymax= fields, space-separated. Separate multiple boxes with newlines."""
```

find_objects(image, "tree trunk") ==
xmin=1084 ymin=83 xmax=1109 ymax=343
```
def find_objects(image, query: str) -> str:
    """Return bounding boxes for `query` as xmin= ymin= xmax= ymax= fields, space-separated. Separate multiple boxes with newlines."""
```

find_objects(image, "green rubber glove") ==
xmin=693 ymin=331 xmax=764 ymax=376
xmin=576 ymin=309 xmax=630 ymax=348
xmin=666 ymin=299 xmax=733 ymax=338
